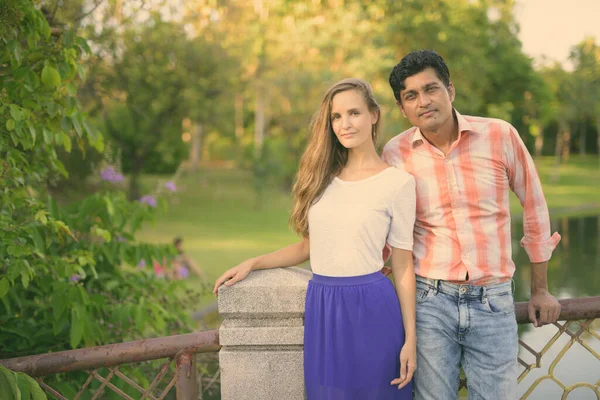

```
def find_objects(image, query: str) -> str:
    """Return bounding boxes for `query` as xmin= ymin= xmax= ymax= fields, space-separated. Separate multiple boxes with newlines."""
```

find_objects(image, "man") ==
xmin=381 ymin=49 xmax=562 ymax=399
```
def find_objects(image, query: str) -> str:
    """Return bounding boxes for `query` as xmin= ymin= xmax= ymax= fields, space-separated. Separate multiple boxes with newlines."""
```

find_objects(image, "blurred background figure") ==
xmin=172 ymin=237 xmax=207 ymax=282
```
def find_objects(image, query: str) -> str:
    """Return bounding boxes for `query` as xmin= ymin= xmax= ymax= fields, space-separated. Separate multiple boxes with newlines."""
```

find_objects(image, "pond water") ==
xmin=512 ymin=215 xmax=600 ymax=399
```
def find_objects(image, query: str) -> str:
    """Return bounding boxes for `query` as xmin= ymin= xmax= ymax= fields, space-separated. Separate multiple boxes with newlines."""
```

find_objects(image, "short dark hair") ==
xmin=389 ymin=50 xmax=451 ymax=102
xmin=173 ymin=237 xmax=183 ymax=246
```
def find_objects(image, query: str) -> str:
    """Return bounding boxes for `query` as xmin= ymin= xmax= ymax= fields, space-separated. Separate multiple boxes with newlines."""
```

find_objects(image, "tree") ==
xmin=82 ymin=14 xmax=228 ymax=199
xmin=1 ymin=5 xmax=200 ymax=398
xmin=569 ymin=38 xmax=600 ymax=161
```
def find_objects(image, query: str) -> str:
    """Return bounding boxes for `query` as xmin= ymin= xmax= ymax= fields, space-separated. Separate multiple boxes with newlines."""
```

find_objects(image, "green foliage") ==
xmin=0 ymin=1 xmax=200 ymax=392
xmin=81 ymin=13 xmax=231 ymax=198
xmin=0 ymin=365 xmax=47 ymax=400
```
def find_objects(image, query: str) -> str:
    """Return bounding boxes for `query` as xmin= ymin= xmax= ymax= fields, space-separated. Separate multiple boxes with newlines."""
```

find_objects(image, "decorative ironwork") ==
xmin=1 ymin=330 xmax=220 ymax=400
xmin=456 ymin=297 xmax=600 ymax=399
xmin=2 ymin=298 xmax=599 ymax=399
xmin=517 ymin=318 xmax=600 ymax=399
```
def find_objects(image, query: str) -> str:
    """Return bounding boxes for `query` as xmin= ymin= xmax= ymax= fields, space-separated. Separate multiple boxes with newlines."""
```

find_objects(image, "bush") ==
xmin=1 ymin=1 xmax=203 ymax=395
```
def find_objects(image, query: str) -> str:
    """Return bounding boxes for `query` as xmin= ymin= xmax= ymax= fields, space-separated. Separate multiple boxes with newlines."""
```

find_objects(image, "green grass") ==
xmin=137 ymin=168 xmax=300 ymax=308
xmin=139 ymin=156 xmax=600 ymax=304
xmin=515 ymin=156 xmax=600 ymax=215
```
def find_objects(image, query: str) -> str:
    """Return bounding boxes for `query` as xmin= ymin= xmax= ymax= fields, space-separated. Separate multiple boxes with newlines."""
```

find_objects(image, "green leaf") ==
xmin=55 ymin=159 xmax=68 ymax=178
xmin=6 ymin=119 xmax=16 ymax=131
xmin=104 ymin=196 xmax=114 ymax=216
xmin=61 ymin=132 xmax=72 ymax=152
xmin=29 ymin=228 xmax=46 ymax=254
xmin=41 ymin=19 xmax=51 ymax=40
xmin=0 ymin=278 xmax=10 ymax=299
xmin=92 ymin=226 xmax=112 ymax=243
xmin=53 ymin=313 xmax=68 ymax=336
xmin=52 ymin=292 xmax=67 ymax=321
xmin=70 ymin=307 xmax=83 ymax=348
xmin=60 ymin=116 xmax=72 ymax=131
xmin=34 ymin=211 xmax=48 ymax=225
xmin=77 ymin=65 xmax=86 ymax=83
xmin=9 ymin=105 xmax=23 ymax=121
xmin=0 ymin=326 xmax=33 ymax=343
xmin=71 ymin=116 xmax=83 ymax=138
xmin=27 ymin=32 xmax=39 ymax=48
xmin=41 ymin=65 xmax=61 ymax=88
xmin=28 ymin=125 xmax=37 ymax=145
xmin=21 ymin=268 xmax=30 ymax=289
xmin=20 ymin=373 xmax=47 ymax=400
xmin=42 ymin=128 xmax=53 ymax=144
xmin=76 ymin=37 xmax=91 ymax=55
xmin=66 ymin=83 xmax=77 ymax=96
xmin=8 ymin=40 xmax=22 ymax=66
xmin=16 ymin=374 xmax=31 ymax=400
xmin=54 ymin=221 xmax=76 ymax=240
xmin=0 ymin=365 xmax=20 ymax=400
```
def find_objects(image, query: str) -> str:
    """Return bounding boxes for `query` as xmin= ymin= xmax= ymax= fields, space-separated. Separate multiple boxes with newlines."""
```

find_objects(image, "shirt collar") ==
xmin=411 ymin=109 xmax=475 ymax=146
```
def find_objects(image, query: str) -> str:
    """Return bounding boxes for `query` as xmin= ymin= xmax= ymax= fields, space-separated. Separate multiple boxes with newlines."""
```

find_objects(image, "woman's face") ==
xmin=330 ymin=89 xmax=378 ymax=150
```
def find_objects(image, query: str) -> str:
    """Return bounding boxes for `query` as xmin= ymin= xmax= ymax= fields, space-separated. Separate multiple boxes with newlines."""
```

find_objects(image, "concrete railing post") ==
xmin=218 ymin=267 xmax=312 ymax=400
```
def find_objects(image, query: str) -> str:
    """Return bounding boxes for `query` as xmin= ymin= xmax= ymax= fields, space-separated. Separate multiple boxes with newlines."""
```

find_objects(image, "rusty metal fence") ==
xmin=0 ymin=330 xmax=220 ymax=400
xmin=514 ymin=296 xmax=600 ymax=399
xmin=1 ymin=297 xmax=599 ymax=399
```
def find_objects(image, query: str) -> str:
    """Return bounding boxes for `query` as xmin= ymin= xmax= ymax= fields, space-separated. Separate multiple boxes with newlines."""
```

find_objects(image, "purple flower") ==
xmin=70 ymin=274 xmax=81 ymax=282
xmin=137 ymin=259 xmax=146 ymax=269
xmin=139 ymin=195 xmax=157 ymax=208
xmin=164 ymin=181 xmax=176 ymax=192
xmin=101 ymin=166 xmax=124 ymax=182
xmin=116 ymin=235 xmax=127 ymax=243
xmin=177 ymin=266 xmax=189 ymax=279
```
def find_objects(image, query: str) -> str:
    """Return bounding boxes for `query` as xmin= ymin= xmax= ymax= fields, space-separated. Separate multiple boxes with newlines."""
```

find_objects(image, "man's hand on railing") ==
xmin=528 ymin=290 xmax=561 ymax=327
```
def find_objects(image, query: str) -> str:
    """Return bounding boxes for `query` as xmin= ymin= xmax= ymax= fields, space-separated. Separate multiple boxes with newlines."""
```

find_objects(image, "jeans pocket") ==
xmin=416 ymin=285 xmax=434 ymax=304
xmin=483 ymin=293 xmax=515 ymax=314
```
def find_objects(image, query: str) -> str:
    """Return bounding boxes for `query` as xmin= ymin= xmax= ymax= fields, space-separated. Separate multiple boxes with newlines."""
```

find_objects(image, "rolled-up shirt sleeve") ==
xmin=504 ymin=125 xmax=561 ymax=263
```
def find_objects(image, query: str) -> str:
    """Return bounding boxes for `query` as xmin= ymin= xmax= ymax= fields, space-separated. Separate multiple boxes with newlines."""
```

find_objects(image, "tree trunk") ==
xmin=597 ymin=117 xmax=600 ymax=168
xmin=562 ymin=130 xmax=571 ymax=161
xmin=235 ymin=94 xmax=244 ymax=140
xmin=534 ymin=132 xmax=544 ymax=158
xmin=189 ymin=123 xmax=202 ymax=171
xmin=579 ymin=121 xmax=587 ymax=156
xmin=254 ymin=83 xmax=265 ymax=158
xmin=551 ymin=121 xmax=568 ymax=183
xmin=129 ymin=154 xmax=144 ymax=201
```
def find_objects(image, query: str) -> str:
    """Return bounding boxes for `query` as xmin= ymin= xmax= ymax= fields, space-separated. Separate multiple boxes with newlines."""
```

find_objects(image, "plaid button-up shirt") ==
xmin=382 ymin=110 xmax=561 ymax=284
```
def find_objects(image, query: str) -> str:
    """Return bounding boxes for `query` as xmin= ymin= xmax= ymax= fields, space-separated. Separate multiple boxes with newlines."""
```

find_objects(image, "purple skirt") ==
xmin=304 ymin=271 xmax=412 ymax=399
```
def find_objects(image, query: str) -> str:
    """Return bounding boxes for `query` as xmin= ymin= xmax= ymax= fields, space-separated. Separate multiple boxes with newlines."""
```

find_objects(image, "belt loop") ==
xmin=434 ymin=279 xmax=440 ymax=294
xmin=511 ymin=278 xmax=515 ymax=296
xmin=481 ymin=286 xmax=487 ymax=303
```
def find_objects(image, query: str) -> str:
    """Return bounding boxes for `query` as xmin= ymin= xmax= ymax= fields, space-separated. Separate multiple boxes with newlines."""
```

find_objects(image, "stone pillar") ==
xmin=218 ymin=267 xmax=312 ymax=400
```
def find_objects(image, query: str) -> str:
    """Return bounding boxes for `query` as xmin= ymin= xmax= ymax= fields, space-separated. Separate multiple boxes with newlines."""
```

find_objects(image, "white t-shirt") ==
xmin=308 ymin=167 xmax=416 ymax=277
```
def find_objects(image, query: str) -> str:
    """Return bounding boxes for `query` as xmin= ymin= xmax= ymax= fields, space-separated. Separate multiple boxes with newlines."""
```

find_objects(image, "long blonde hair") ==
xmin=290 ymin=78 xmax=381 ymax=237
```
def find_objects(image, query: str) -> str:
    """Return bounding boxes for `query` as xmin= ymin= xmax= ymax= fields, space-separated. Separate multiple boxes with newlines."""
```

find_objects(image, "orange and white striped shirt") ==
xmin=382 ymin=110 xmax=561 ymax=284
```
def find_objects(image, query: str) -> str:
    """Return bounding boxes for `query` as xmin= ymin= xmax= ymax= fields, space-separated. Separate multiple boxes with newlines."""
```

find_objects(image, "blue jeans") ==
xmin=414 ymin=276 xmax=518 ymax=400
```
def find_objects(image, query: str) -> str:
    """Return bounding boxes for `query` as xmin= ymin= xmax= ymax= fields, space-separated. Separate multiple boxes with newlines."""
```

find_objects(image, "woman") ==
xmin=213 ymin=78 xmax=416 ymax=399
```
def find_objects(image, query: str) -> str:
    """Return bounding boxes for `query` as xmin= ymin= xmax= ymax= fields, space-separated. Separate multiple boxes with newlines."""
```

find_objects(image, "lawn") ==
xmin=138 ymin=156 xmax=600 ymax=307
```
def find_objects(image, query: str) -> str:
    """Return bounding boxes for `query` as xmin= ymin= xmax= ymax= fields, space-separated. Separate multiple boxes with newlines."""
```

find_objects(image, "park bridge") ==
xmin=2 ymin=268 xmax=600 ymax=399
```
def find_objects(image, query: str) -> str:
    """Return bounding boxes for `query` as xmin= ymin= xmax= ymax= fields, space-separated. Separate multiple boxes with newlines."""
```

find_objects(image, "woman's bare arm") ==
xmin=213 ymin=237 xmax=310 ymax=294
xmin=389 ymin=247 xmax=417 ymax=389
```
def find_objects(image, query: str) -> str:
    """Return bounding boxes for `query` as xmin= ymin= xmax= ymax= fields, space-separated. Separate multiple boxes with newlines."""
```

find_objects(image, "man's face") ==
xmin=397 ymin=68 xmax=455 ymax=133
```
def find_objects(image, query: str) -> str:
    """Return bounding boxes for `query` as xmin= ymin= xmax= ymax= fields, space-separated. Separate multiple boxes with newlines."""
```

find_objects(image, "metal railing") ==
xmin=1 ymin=297 xmax=599 ymax=399
xmin=514 ymin=296 xmax=600 ymax=399
xmin=0 ymin=330 xmax=220 ymax=400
